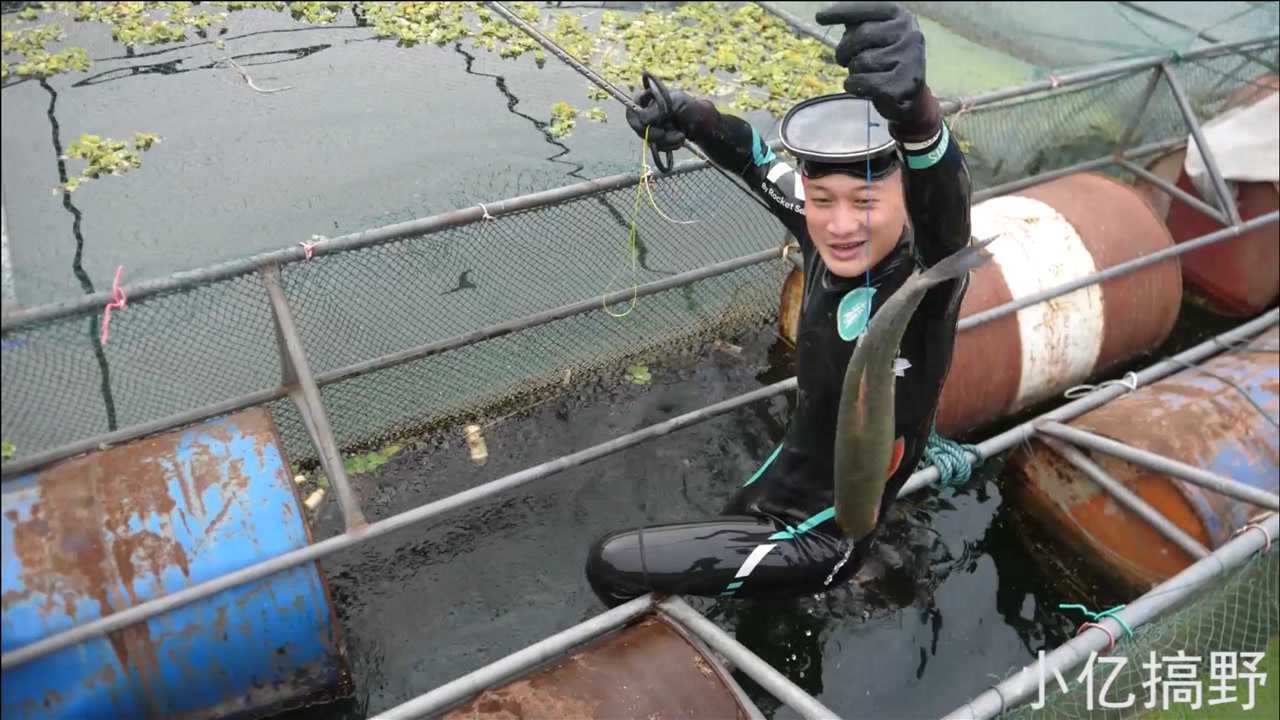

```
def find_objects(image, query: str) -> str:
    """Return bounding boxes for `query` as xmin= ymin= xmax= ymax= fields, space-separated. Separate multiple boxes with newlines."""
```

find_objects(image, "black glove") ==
xmin=625 ymin=87 xmax=714 ymax=152
xmin=816 ymin=2 xmax=938 ymax=140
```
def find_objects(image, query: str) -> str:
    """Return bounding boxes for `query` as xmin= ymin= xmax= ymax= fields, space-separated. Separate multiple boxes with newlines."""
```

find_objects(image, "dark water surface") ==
xmin=298 ymin=300 xmax=1243 ymax=719
xmin=301 ymin=324 xmax=1079 ymax=719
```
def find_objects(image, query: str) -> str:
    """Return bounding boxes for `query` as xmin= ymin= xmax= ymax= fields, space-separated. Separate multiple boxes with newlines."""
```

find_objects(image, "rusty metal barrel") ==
xmin=1134 ymin=75 xmax=1280 ymax=317
xmin=777 ymin=172 xmax=1182 ymax=435
xmin=1006 ymin=326 xmax=1279 ymax=597
xmin=442 ymin=613 xmax=758 ymax=719
xmin=1 ymin=408 xmax=347 ymax=719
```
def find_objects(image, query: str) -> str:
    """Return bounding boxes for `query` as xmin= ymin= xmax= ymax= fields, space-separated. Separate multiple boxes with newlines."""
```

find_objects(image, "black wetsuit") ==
xmin=586 ymin=108 xmax=972 ymax=607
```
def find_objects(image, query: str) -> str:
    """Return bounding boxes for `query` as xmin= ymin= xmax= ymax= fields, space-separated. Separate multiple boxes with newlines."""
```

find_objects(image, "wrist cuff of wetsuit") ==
xmin=888 ymin=85 xmax=942 ymax=145
xmin=901 ymin=123 xmax=950 ymax=170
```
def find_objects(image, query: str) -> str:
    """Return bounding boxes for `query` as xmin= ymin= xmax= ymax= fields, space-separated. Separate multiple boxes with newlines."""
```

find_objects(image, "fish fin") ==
xmin=918 ymin=237 xmax=995 ymax=288
xmin=886 ymin=436 xmax=906 ymax=478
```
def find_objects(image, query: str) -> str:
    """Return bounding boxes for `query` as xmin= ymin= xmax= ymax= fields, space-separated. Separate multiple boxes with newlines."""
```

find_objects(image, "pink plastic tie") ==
xmin=298 ymin=240 xmax=319 ymax=260
xmin=1233 ymin=523 xmax=1273 ymax=554
xmin=1077 ymin=621 xmax=1117 ymax=654
xmin=100 ymin=265 xmax=127 ymax=346
xmin=1049 ymin=74 xmax=1063 ymax=89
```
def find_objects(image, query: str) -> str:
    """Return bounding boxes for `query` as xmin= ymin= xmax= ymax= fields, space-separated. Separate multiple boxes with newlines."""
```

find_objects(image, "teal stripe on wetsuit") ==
xmin=742 ymin=444 xmax=783 ymax=487
xmin=769 ymin=506 xmax=836 ymax=541
xmin=751 ymin=128 xmax=775 ymax=166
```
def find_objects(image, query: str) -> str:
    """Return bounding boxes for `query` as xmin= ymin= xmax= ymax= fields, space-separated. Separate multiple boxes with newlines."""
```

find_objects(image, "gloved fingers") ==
xmin=828 ymin=4 xmax=916 ymax=68
xmin=815 ymin=1 xmax=902 ymax=28
xmin=843 ymin=70 xmax=899 ymax=100
xmin=849 ymin=32 xmax=922 ymax=77
xmin=648 ymin=127 xmax=686 ymax=152
xmin=626 ymin=88 xmax=668 ymax=137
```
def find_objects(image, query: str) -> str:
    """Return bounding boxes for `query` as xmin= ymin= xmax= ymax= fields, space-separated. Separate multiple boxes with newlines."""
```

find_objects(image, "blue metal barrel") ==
xmin=2 ymin=408 xmax=347 ymax=719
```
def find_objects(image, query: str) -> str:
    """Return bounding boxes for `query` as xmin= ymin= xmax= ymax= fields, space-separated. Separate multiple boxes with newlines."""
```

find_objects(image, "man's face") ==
xmin=802 ymin=169 xmax=907 ymax=278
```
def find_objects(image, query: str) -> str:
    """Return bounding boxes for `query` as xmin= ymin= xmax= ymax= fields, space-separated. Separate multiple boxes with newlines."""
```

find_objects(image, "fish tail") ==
xmin=917 ymin=235 xmax=996 ymax=288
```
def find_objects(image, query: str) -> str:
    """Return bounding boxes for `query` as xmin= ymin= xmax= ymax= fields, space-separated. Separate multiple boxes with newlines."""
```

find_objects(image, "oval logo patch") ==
xmin=837 ymin=286 xmax=876 ymax=341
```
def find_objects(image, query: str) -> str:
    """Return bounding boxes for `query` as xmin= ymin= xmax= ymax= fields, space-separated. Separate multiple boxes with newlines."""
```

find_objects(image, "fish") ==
xmin=833 ymin=237 xmax=995 ymax=539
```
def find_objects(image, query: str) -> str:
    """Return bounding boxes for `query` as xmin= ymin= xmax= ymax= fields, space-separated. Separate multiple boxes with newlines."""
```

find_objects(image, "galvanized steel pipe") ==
xmin=941 ymin=512 xmax=1279 ymax=720
xmin=956 ymin=212 xmax=1279 ymax=332
xmin=372 ymin=595 xmax=655 ymax=719
xmin=1036 ymin=420 xmax=1280 ymax=511
xmin=1039 ymin=436 xmax=1211 ymax=559
xmin=6 ymin=198 xmax=1271 ymax=481
xmin=1161 ymin=63 xmax=1244 ymax=225
xmin=0 ymin=379 xmax=795 ymax=669
xmin=6 ymin=311 xmax=1275 ymax=670
xmin=900 ymin=308 xmax=1280 ymax=496
xmin=659 ymin=597 xmax=839 ymax=720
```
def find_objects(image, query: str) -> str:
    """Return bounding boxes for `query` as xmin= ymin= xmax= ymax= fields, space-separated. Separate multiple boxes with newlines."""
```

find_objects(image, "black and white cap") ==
xmin=779 ymin=94 xmax=900 ymax=179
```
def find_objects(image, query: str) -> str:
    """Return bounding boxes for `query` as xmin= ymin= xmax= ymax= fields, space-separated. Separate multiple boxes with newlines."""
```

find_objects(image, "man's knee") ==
xmin=585 ymin=528 xmax=649 ymax=608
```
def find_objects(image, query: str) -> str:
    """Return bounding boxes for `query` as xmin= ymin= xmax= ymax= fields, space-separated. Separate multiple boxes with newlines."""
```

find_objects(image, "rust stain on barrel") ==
xmin=1017 ymin=173 xmax=1180 ymax=370
xmin=3 ymin=411 xmax=277 ymax=711
xmin=445 ymin=616 xmax=749 ymax=720
xmin=939 ymin=258 xmax=1021 ymax=435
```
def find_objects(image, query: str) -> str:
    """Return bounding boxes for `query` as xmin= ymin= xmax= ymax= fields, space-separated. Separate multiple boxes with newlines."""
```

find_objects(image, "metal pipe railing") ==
xmin=6 ymin=309 xmax=1274 ymax=671
xmin=371 ymin=595 xmax=655 ymax=719
xmin=898 ymin=309 xmax=1280 ymax=496
xmin=1162 ymin=62 xmax=1245 ymax=225
xmin=1040 ymin=436 xmax=1211 ymax=559
xmin=0 ymin=246 xmax=786 ymax=479
xmin=659 ymin=597 xmax=840 ymax=720
xmin=1037 ymin=420 xmax=1280 ymax=511
xmin=0 ymin=156 xmax=714 ymax=331
xmin=942 ymin=512 xmax=1279 ymax=720
xmin=937 ymin=33 xmax=1279 ymax=114
xmin=956 ymin=212 xmax=1278 ymax=332
xmin=971 ymin=136 xmax=1183 ymax=203
xmin=5 ymin=208 xmax=1275 ymax=480
xmin=262 ymin=263 xmax=366 ymax=528
xmin=0 ymin=378 xmax=794 ymax=669
xmin=1117 ymin=157 xmax=1230 ymax=226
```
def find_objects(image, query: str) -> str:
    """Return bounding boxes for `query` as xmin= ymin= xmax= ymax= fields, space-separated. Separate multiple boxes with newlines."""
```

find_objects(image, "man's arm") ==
xmin=683 ymin=104 xmax=809 ymax=238
xmin=900 ymin=118 xmax=973 ymax=267
xmin=627 ymin=91 xmax=807 ymax=238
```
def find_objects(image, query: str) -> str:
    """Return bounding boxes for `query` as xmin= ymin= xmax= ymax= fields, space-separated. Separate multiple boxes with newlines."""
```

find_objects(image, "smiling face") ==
xmin=802 ymin=169 xmax=908 ymax=278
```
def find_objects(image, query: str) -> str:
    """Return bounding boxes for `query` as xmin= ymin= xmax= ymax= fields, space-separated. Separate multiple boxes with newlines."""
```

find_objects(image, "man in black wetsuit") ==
xmin=586 ymin=2 xmax=972 ymax=607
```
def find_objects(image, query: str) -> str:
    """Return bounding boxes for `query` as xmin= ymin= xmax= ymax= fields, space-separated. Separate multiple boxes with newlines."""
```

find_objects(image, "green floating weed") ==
xmin=548 ymin=100 xmax=577 ymax=138
xmin=342 ymin=442 xmax=403 ymax=476
xmin=626 ymin=363 xmax=652 ymax=385
xmin=59 ymin=132 xmax=161 ymax=193
xmin=1 ymin=440 xmax=14 ymax=461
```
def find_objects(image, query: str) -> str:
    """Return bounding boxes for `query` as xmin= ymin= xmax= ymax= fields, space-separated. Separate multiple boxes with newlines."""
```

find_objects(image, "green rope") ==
xmin=916 ymin=420 xmax=982 ymax=487
xmin=1060 ymin=603 xmax=1136 ymax=638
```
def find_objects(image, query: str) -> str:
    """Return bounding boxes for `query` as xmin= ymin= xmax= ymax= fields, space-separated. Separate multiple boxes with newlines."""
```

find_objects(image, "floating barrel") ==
xmin=443 ymin=614 xmax=756 ymax=719
xmin=1133 ymin=75 xmax=1280 ymax=317
xmin=1 ymin=408 xmax=347 ymax=719
xmin=1006 ymin=326 xmax=1279 ymax=597
xmin=776 ymin=172 xmax=1182 ymax=434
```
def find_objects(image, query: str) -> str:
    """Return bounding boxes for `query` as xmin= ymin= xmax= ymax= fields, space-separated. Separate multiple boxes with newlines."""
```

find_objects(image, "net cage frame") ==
xmin=1 ymin=5 xmax=1278 ymax=716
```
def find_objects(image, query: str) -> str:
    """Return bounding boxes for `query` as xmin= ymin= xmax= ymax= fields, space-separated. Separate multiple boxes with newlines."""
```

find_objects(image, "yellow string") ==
xmin=601 ymin=126 xmax=651 ymax=317
xmin=601 ymin=124 xmax=702 ymax=316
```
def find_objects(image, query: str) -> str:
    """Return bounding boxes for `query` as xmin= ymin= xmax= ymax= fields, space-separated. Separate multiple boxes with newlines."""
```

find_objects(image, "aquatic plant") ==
xmin=5 ymin=2 xmax=843 ymax=138
xmin=1 ymin=22 xmax=88 ymax=79
xmin=59 ymin=132 xmax=162 ymax=193
xmin=343 ymin=442 xmax=403 ymax=476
